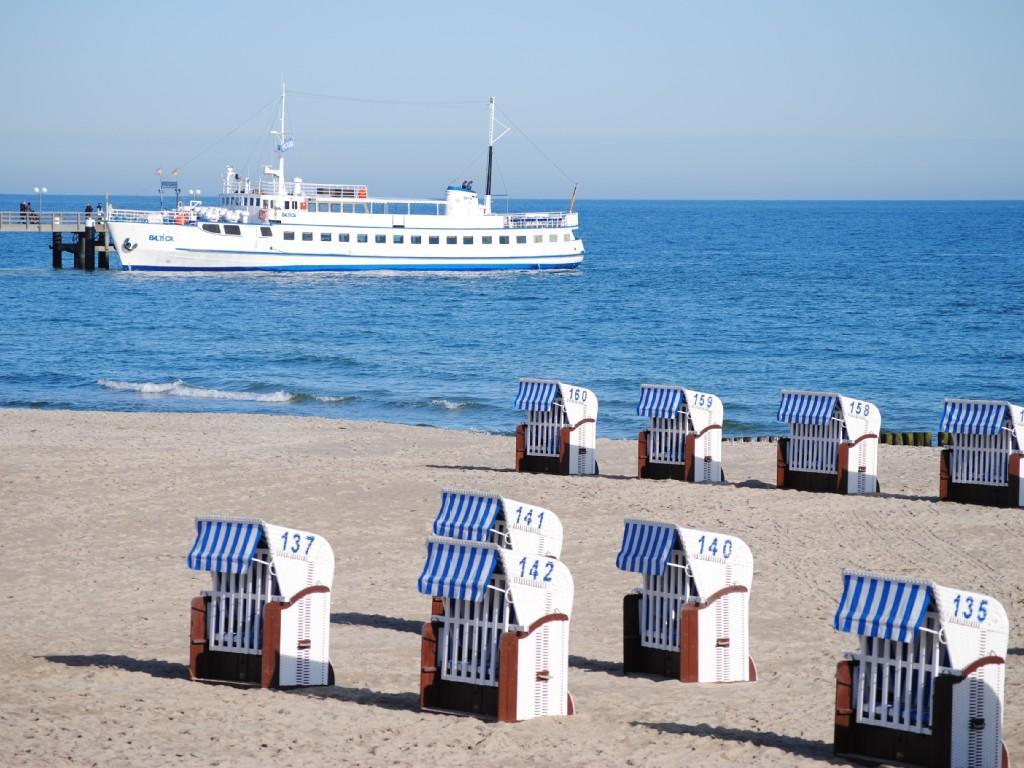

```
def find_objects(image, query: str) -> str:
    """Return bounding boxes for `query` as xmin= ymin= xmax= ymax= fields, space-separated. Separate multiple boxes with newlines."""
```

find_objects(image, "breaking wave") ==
xmin=98 ymin=378 xmax=295 ymax=403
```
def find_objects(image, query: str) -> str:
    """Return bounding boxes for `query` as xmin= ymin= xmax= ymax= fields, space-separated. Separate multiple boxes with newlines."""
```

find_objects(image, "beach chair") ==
xmin=185 ymin=517 xmax=335 ymax=688
xmin=615 ymin=519 xmax=755 ymax=683
xmin=513 ymin=377 xmax=598 ymax=475
xmin=430 ymin=489 xmax=563 ymax=558
xmin=938 ymin=399 xmax=1024 ymax=508
xmin=418 ymin=537 xmax=575 ymax=722
xmin=776 ymin=389 xmax=880 ymax=494
xmin=832 ymin=570 xmax=1009 ymax=768
xmin=636 ymin=384 xmax=723 ymax=482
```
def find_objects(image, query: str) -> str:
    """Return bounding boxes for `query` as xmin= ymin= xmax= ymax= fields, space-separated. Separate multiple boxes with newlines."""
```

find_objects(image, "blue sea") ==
xmin=0 ymin=194 xmax=1021 ymax=438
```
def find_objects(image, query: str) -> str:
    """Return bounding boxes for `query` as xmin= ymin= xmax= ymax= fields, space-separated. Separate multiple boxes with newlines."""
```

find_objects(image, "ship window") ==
xmin=549 ymin=234 xmax=557 ymax=242
xmin=516 ymin=235 xmax=526 ymax=244
xmin=500 ymin=235 xmax=509 ymax=244
xmin=446 ymin=236 xmax=457 ymax=244
xmin=318 ymin=203 xmax=329 ymax=212
xmin=224 ymin=225 xmax=241 ymax=236
xmin=339 ymin=233 xmax=350 ymax=242
xmin=411 ymin=235 xmax=422 ymax=244
xmin=564 ymin=233 xmax=572 ymax=241
xmin=302 ymin=232 xmax=313 ymax=241
xmin=357 ymin=234 xmax=368 ymax=243
xmin=463 ymin=236 xmax=473 ymax=245
xmin=330 ymin=203 xmax=341 ymax=213
xmin=534 ymin=235 xmax=543 ymax=243
xmin=260 ymin=227 xmax=272 ymax=237
xmin=393 ymin=235 xmax=404 ymax=244
xmin=343 ymin=203 xmax=354 ymax=213
xmin=321 ymin=232 xmax=331 ymax=242
xmin=375 ymin=234 xmax=386 ymax=244
xmin=482 ymin=236 xmax=492 ymax=245
xmin=201 ymin=224 xmax=221 ymax=234
xmin=429 ymin=236 xmax=439 ymax=244
xmin=283 ymin=231 xmax=295 ymax=240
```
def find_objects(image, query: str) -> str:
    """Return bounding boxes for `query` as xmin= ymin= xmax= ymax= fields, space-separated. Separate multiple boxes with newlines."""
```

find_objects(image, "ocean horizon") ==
xmin=1 ymin=194 xmax=1021 ymax=438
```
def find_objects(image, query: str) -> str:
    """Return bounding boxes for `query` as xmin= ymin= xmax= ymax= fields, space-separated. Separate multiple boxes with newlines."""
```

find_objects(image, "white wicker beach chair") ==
xmin=513 ymin=378 xmax=598 ymax=475
xmin=833 ymin=570 xmax=1009 ymax=767
xmin=636 ymin=384 xmax=723 ymax=482
xmin=939 ymin=398 xmax=1024 ymax=508
xmin=430 ymin=489 xmax=563 ymax=558
xmin=186 ymin=517 xmax=334 ymax=688
xmin=776 ymin=389 xmax=880 ymax=494
xmin=615 ymin=519 xmax=755 ymax=683
xmin=418 ymin=536 xmax=575 ymax=722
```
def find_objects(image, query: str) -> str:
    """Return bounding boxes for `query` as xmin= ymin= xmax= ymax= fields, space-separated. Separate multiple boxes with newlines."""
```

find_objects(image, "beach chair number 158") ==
xmin=280 ymin=531 xmax=316 ymax=555
xmin=518 ymin=557 xmax=554 ymax=582
xmin=848 ymin=400 xmax=870 ymax=417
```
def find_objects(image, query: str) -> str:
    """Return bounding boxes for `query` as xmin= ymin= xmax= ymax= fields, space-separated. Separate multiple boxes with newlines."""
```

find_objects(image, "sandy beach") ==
xmin=0 ymin=407 xmax=1020 ymax=767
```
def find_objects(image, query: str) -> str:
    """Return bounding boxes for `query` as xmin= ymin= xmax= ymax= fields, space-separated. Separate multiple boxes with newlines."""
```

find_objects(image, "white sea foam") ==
xmin=431 ymin=399 xmax=466 ymax=410
xmin=97 ymin=379 xmax=294 ymax=403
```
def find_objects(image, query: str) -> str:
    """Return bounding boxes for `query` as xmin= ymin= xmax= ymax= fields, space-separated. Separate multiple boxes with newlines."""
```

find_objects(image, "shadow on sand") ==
xmin=331 ymin=611 xmax=422 ymax=635
xmin=44 ymin=654 xmax=188 ymax=680
xmin=633 ymin=721 xmax=844 ymax=763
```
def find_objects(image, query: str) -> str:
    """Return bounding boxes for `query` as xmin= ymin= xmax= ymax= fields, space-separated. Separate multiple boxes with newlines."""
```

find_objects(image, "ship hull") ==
xmin=108 ymin=221 xmax=584 ymax=272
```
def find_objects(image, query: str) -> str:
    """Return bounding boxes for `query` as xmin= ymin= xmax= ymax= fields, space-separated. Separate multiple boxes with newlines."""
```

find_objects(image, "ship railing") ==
xmin=254 ymin=180 xmax=368 ymax=198
xmin=1 ymin=210 xmax=98 ymax=228
xmin=107 ymin=208 xmax=198 ymax=225
xmin=505 ymin=212 xmax=576 ymax=229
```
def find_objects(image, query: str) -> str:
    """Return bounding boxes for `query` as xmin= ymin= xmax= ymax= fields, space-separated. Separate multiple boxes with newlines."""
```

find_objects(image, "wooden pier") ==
xmin=0 ymin=211 xmax=116 ymax=270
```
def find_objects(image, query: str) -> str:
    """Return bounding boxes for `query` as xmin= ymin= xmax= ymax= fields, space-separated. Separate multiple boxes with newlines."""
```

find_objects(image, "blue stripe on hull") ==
xmin=123 ymin=261 xmax=582 ymax=273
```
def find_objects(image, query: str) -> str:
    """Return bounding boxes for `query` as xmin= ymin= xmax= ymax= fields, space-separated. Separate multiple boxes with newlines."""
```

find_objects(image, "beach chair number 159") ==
xmin=518 ymin=557 xmax=554 ymax=582
xmin=280 ymin=531 xmax=316 ymax=555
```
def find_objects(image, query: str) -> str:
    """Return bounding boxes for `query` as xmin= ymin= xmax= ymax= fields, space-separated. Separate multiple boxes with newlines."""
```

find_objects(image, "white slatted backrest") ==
xmin=852 ymin=610 xmax=951 ymax=734
xmin=789 ymin=419 xmax=844 ymax=474
xmin=951 ymin=430 xmax=1012 ymax=487
xmin=648 ymin=412 xmax=690 ymax=465
xmin=438 ymin=575 xmax=510 ymax=687
xmin=207 ymin=548 xmax=277 ymax=655
xmin=526 ymin=404 xmax=567 ymax=457
xmin=639 ymin=550 xmax=698 ymax=651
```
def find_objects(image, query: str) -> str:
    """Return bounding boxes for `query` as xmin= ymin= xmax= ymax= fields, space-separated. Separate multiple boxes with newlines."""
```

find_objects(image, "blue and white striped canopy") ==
xmin=417 ymin=540 xmax=500 ymax=602
xmin=615 ymin=521 xmax=678 ymax=576
xmin=777 ymin=391 xmax=838 ymax=425
xmin=939 ymin=399 xmax=1008 ymax=436
xmin=432 ymin=491 xmax=500 ymax=542
xmin=186 ymin=518 xmax=263 ymax=574
xmin=637 ymin=385 xmax=684 ymax=419
xmin=833 ymin=572 xmax=932 ymax=643
xmin=514 ymin=379 xmax=559 ymax=411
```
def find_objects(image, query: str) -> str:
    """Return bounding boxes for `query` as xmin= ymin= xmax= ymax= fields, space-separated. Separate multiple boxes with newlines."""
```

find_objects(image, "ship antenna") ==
xmin=484 ymin=96 xmax=510 ymax=215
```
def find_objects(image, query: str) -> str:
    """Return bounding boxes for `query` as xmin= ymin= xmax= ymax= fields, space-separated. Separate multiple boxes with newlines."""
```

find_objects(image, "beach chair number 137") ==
xmin=280 ymin=531 xmax=316 ymax=555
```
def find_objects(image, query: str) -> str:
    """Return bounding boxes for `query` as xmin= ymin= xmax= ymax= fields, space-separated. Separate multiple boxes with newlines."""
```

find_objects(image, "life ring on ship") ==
xmin=358 ymin=187 xmax=367 ymax=199
xmin=300 ymin=202 xmax=307 ymax=210
xmin=258 ymin=209 xmax=268 ymax=222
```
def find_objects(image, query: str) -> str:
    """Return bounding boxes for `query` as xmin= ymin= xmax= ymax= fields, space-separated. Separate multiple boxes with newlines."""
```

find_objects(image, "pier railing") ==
xmin=0 ymin=210 xmax=108 ymax=232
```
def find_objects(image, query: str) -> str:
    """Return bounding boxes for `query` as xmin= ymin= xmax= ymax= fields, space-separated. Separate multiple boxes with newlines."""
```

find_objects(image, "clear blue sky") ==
xmin=3 ymin=1 xmax=1022 ymax=199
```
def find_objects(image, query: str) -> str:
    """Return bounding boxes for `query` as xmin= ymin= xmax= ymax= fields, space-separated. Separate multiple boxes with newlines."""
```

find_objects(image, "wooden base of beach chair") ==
xmin=515 ymin=422 xmax=598 ymax=476
xmin=622 ymin=593 xmax=756 ymax=684
xmin=777 ymin=437 xmax=870 ymax=494
xmin=939 ymin=449 xmax=1023 ymax=508
xmin=637 ymin=430 xmax=686 ymax=480
xmin=420 ymin=601 xmax=574 ymax=723
xmin=188 ymin=591 xmax=334 ymax=689
xmin=834 ymin=660 xmax=1010 ymax=768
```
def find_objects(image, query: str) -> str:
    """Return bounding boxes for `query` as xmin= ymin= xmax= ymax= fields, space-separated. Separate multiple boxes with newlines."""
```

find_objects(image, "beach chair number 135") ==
xmin=280 ymin=531 xmax=316 ymax=555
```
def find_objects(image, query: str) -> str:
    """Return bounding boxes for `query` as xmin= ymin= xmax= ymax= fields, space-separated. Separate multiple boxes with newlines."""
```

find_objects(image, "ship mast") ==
xmin=484 ymin=96 xmax=509 ymax=215
xmin=269 ymin=82 xmax=288 ymax=196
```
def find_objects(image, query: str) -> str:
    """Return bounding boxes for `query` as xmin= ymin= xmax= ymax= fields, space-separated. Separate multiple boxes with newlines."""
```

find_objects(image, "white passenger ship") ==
xmin=107 ymin=87 xmax=583 ymax=272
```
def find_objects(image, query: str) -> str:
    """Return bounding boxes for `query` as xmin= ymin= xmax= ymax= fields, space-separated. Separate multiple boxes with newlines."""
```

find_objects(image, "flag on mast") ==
xmin=171 ymin=169 xmax=180 ymax=177
xmin=569 ymin=183 xmax=578 ymax=213
xmin=153 ymin=168 xmax=163 ymax=176
xmin=279 ymin=137 xmax=294 ymax=152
